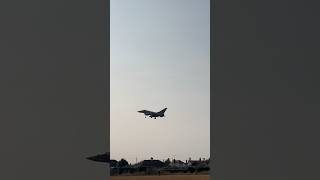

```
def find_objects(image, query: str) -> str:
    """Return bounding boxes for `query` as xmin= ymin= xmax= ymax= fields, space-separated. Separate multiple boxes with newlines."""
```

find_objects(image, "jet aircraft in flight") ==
xmin=138 ymin=108 xmax=167 ymax=119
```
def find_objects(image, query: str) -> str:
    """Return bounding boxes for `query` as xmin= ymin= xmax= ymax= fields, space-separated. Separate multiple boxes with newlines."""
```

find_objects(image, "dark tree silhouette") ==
xmin=110 ymin=160 xmax=118 ymax=167
xmin=117 ymin=159 xmax=129 ymax=168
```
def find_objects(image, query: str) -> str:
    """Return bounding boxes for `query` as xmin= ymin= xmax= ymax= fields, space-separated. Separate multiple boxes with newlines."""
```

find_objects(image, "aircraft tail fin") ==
xmin=159 ymin=108 xmax=167 ymax=114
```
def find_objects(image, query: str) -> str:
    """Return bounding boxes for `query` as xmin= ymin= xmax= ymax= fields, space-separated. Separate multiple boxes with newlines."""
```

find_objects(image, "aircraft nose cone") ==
xmin=138 ymin=110 xmax=143 ymax=113
xmin=87 ymin=152 xmax=110 ymax=163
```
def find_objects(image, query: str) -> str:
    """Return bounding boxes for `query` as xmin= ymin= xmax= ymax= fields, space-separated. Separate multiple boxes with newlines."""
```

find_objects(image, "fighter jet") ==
xmin=87 ymin=152 xmax=109 ymax=163
xmin=138 ymin=108 xmax=167 ymax=119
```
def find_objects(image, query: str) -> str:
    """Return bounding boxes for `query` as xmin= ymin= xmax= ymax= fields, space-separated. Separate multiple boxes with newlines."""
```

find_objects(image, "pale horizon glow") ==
xmin=111 ymin=0 xmax=210 ymax=164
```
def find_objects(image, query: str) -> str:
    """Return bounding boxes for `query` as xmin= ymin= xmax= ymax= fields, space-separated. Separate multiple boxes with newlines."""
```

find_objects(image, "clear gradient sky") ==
xmin=111 ymin=0 xmax=210 ymax=163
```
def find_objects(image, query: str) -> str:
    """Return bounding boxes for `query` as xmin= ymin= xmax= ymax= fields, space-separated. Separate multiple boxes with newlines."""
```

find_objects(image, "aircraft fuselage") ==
xmin=138 ymin=108 xmax=167 ymax=119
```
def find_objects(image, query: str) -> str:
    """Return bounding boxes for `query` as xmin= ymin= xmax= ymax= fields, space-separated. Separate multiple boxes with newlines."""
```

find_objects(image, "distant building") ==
xmin=187 ymin=157 xmax=210 ymax=167
xmin=170 ymin=159 xmax=187 ymax=168
xmin=135 ymin=158 xmax=166 ymax=168
xmin=134 ymin=158 xmax=166 ymax=175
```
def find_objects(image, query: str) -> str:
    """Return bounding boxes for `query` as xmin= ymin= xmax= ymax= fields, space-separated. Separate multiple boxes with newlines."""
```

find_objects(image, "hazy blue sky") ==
xmin=111 ymin=0 xmax=210 ymax=163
